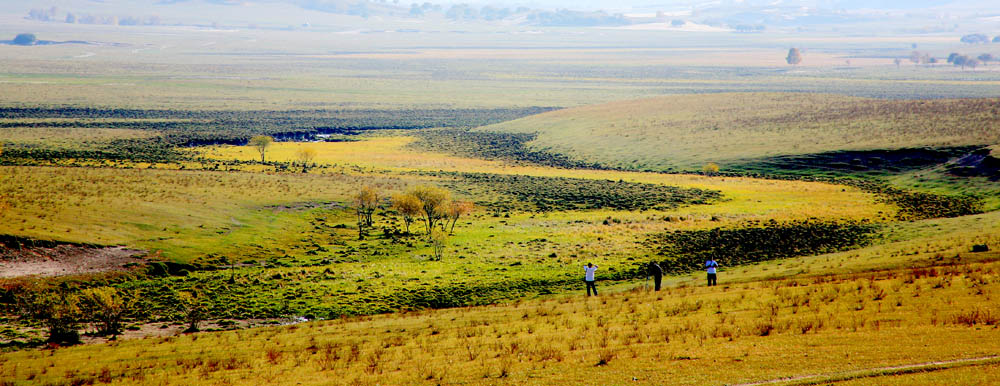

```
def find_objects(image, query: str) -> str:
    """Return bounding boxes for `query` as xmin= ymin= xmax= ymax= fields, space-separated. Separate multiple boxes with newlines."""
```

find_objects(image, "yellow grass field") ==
xmin=2 ymin=253 xmax=998 ymax=385
xmin=201 ymin=137 xmax=894 ymax=222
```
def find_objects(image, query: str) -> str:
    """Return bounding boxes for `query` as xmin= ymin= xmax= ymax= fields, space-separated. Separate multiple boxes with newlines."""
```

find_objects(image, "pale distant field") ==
xmin=2 ymin=18 xmax=1000 ymax=110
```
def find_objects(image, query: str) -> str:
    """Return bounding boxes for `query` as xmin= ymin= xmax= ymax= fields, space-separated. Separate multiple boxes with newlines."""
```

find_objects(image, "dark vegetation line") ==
xmin=734 ymin=146 xmax=982 ymax=176
xmin=643 ymin=220 xmax=881 ymax=276
xmin=410 ymin=128 xmax=606 ymax=169
xmin=732 ymin=146 xmax=999 ymax=181
xmin=418 ymin=171 xmax=721 ymax=212
xmin=0 ymin=106 xmax=557 ymax=162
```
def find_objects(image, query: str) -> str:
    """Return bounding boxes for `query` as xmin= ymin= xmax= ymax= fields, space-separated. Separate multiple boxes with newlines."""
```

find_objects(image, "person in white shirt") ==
xmin=583 ymin=263 xmax=598 ymax=296
xmin=706 ymin=258 xmax=719 ymax=286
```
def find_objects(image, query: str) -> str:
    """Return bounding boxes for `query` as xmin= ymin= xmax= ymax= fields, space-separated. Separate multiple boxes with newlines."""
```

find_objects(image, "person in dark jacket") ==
xmin=647 ymin=261 xmax=663 ymax=291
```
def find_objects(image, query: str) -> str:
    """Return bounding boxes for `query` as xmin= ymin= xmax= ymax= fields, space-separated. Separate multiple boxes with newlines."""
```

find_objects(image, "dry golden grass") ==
xmin=1 ymin=255 xmax=997 ymax=385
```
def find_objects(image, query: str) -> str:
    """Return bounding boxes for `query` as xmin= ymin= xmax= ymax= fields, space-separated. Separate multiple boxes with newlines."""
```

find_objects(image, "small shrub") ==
xmin=952 ymin=308 xmax=999 ymax=326
xmin=595 ymin=349 xmax=616 ymax=366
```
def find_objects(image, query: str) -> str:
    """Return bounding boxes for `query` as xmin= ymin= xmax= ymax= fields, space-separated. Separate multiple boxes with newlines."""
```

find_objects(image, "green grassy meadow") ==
xmin=1 ymin=13 xmax=1000 ymax=385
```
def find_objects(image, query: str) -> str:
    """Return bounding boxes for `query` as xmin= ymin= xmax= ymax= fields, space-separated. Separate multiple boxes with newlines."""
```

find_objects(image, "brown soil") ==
xmin=0 ymin=243 xmax=145 ymax=278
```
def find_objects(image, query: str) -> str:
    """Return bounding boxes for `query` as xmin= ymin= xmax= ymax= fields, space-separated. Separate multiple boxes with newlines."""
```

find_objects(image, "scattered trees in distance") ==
xmin=734 ymin=25 xmax=765 ymax=33
xmin=960 ymin=33 xmax=990 ymax=44
xmin=28 ymin=7 xmax=162 ymax=26
xmin=948 ymin=53 xmax=984 ymax=70
xmin=786 ymin=48 xmax=802 ymax=65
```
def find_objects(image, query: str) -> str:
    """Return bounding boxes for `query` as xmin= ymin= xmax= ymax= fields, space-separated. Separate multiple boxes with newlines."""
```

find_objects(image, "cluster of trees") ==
xmin=443 ymin=4 xmax=529 ymax=20
xmin=353 ymin=185 xmax=473 ymax=243
xmin=27 ymin=6 xmax=161 ymax=26
xmin=3 ymin=282 xmax=219 ymax=345
xmin=889 ymin=51 xmax=994 ymax=70
xmin=960 ymin=34 xmax=1000 ymax=44
xmin=734 ymin=25 xmax=765 ymax=33
xmin=527 ymin=9 xmax=628 ymax=27
xmin=6 ymin=284 xmax=139 ymax=344
xmin=345 ymin=185 xmax=474 ymax=259
xmin=947 ymin=52 xmax=993 ymax=70
xmin=899 ymin=51 xmax=938 ymax=67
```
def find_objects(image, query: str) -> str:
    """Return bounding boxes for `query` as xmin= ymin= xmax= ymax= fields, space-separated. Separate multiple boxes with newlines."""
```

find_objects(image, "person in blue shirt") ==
xmin=705 ymin=258 xmax=719 ymax=286
xmin=583 ymin=263 xmax=598 ymax=296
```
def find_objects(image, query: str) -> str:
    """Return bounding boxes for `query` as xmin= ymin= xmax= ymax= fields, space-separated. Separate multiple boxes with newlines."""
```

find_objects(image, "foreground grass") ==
xmin=1 ymin=254 xmax=998 ymax=385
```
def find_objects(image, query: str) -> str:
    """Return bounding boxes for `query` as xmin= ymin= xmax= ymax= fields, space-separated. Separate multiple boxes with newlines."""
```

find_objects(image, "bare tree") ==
xmin=176 ymin=290 xmax=206 ymax=333
xmin=430 ymin=232 xmax=448 ymax=261
xmin=353 ymin=186 xmax=379 ymax=238
xmin=445 ymin=201 xmax=474 ymax=235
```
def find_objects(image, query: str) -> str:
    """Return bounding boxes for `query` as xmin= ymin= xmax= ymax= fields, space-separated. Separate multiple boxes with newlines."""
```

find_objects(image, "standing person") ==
xmin=705 ymin=258 xmax=719 ymax=286
xmin=583 ymin=263 xmax=599 ymax=296
xmin=647 ymin=261 xmax=663 ymax=291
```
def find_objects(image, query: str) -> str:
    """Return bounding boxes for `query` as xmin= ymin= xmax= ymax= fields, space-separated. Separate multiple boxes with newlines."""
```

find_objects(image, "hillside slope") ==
xmin=478 ymin=93 xmax=1000 ymax=171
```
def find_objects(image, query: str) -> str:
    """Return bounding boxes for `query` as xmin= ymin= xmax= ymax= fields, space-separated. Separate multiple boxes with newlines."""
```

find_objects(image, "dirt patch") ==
xmin=0 ymin=236 xmax=145 ymax=278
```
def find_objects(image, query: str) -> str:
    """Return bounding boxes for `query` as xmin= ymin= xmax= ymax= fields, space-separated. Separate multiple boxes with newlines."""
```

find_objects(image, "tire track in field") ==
xmin=728 ymin=355 xmax=1000 ymax=385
